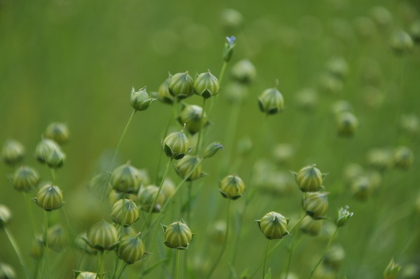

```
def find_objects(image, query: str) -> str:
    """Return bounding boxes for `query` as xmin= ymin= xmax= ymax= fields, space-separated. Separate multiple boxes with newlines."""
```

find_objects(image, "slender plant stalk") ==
xmin=175 ymin=250 xmax=180 ymax=279
xmin=111 ymin=110 xmax=137 ymax=170
xmin=76 ymin=245 xmax=86 ymax=270
xmin=51 ymin=168 xmax=56 ymax=183
xmin=3 ymin=227 xmax=32 ymax=279
xmin=195 ymin=98 xmax=207 ymax=155
xmin=186 ymin=181 xmax=193 ymax=223
xmin=33 ymin=259 xmax=40 ymax=279
xmin=262 ymin=240 xmax=270 ymax=279
xmin=24 ymin=192 xmax=36 ymax=238
xmin=284 ymin=228 xmax=300 ymax=279
xmin=62 ymin=207 xmax=78 ymax=262
xmin=308 ymin=227 xmax=338 ymax=279
xmin=97 ymin=251 xmax=105 ymax=278
xmin=116 ymin=262 xmax=127 ymax=279
xmin=44 ymin=211 xmax=50 ymax=279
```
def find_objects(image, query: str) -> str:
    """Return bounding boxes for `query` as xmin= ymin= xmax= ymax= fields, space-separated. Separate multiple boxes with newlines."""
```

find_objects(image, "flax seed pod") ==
xmin=303 ymin=192 xmax=329 ymax=219
xmin=111 ymin=199 xmax=139 ymax=227
xmin=1 ymin=139 xmax=25 ymax=166
xmin=34 ymin=138 xmax=60 ymax=164
xmin=294 ymin=164 xmax=325 ymax=192
xmin=394 ymin=146 xmax=414 ymax=170
xmin=12 ymin=166 xmax=40 ymax=192
xmin=177 ymin=105 xmax=209 ymax=135
xmin=85 ymin=220 xmax=119 ymax=251
xmin=336 ymin=111 xmax=359 ymax=137
xmin=162 ymin=220 xmax=193 ymax=250
xmin=194 ymin=70 xmax=220 ymax=99
xmin=117 ymin=234 xmax=148 ymax=264
xmin=34 ymin=184 xmax=64 ymax=211
xmin=162 ymin=129 xmax=191 ymax=160
xmin=44 ymin=122 xmax=70 ymax=145
xmin=75 ymin=272 xmax=97 ymax=279
xmin=47 ymin=225 xmax=68 ymax=252
xmin=231 ymin=59 xmax=256 ymax=84
xmin=168 ymin=72 xmax=195 ymax=100
xmin=138 ymin=185 xmax=166 ymax=212
xmin=256 ymin=211 xmax=290 ymax=239
xmin=0 ymin=263 xmax=16 ymax=279
xmin=258 ymin=87 xmax=285 ymax=115
xmin=219 ymin=174 xmax=245 ymax=200
xmin=157 ymin=77 xmax=175 ymax=105
xmin=174 ymin=155 xmax=205 ymax=181
xmin=0 ymin=205 xmax=11 ymax=228
xmin=300 ymin=215 xmax=323 ymax=236
xmin=130 ymin=86 xmax=156 ymax=111
xmin=110 ymin=163 xmax=142 ymax=194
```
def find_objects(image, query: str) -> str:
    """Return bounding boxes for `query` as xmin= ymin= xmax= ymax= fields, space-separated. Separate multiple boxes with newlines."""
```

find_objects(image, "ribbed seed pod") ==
xmin=168 ymin=72 xmax=195 ymax=100
xmin=119 ymin=226 xmax=136 ymax=238
xmin=117 ymin=234 xmax=147 ymax=264
xmin=162 ymin=130 xmax=190 ymax=160
xmin=394 ymin=146 xmax=414 ymax=170
xmin=219 ymin=174 xmax=245 ymax=200
xmin=110 ymin=163 xmax=142 ymax=194
xmin=336 ymin=112 xmax=359 ymax=137
xmin=34 ymin=139 xmax=60 ymax=164
xmin=1 ymin=139 xmax=25 ymax=166
xmin=157 ymin=77 xmax=175 ymax=105
xmin=300 ymin=215 xmax=323 ymax=236
xmin=194 ymin=70 xmax=220 ymax=99
xmin=162 ymin=220 xmax=193 ymax=250
xmin=138 ymin=185 xmax=166 ymax=212
xmin=258 ymin=88 xmax=285 ymax=115
xmin=75 ymin=272 xmax=97 ymax=279
xmin=12 ymin=166 xmax=40 ymax=192
xmin=177 ymin=105 xmax=209 ymax=135
xmin=30 ymin=235 xmax=45 ymax=259
xmin=351 ymin=176 xmax=372 ymax=201
xmin=44 ymin=122 xmax=70 ymax=144
xmin=303 ymin=192 xmax=329 ymax=219
xmin=45 ymin=148 xmax=66 ymax=169
xmin=294 ymin=164 xmax=325 ymax=192
xmin=256 ymin=211 xmax=290 ymax=240
xmin=86 ymin=220 xmax=119 ymax=251
xmin=109 ymin=190 xmax=137 ymax=205
xmin=34 ymin=184 xmax=64 ymax=211
xmin=0 ymin=262 xmax=16 ymax=279
xmin=161 ymin=178 xmax=176 ymax=199
xmin=130 ymin=87 xmax=156 ymax=111
xmin=0 ymin=205 xmax=11 ymax=228
xmin=111 ymin=199 xmax=139 ymax=227
xmin=174 ymin=155 xmax=205 ymax=181
xmin=47 ymin=225 xmax=68 ymax=252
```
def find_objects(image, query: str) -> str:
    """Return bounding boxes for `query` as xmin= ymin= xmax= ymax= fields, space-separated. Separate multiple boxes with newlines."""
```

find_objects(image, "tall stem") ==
xmin=3 ymin=227 xmax=32 ymax=279
xmin=24 ymin=192 xmax=36 ymax=238
xmin=111 ymin=110 xmax=137 ymax=170
xmin=308 ymin=227 xmax=338 ymax=279
xmin=50 ymin=168 xmax=56 ymax=183
xmin=44 ymin=211 xmax=50 ymax=278
xmin=262 ymin=240 xmax=270 ymax=279
xmin=175 ymin=250 xmax=180 ymax=279
xmin=97 ymin=251 xmax=105 ymax=278
xmin=116 ymin=262 xmax=127 ymax=279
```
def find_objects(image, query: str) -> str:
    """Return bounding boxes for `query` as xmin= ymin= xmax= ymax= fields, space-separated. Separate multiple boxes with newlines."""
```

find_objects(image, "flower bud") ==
xmin=177 ymin=105 xmax=209 ymax=135
xmin=47 ymin=225 xmax=68 ymax=252
xmin=384 ymin=258 xmax=401 ymax=279
xmin=258 ymin=87 xmax=285 ymax=115
xmin=394 ymin=146 xmax=414 ymax=170
xmin=44 ymin=122 xmax=70 ymax=144
xmin=351 ymin=176 xmax=372 ymax=201
xmin=161 ymin=178 xmax=176 ymax=199
xmin=111 ymin=199 xmax=139 ymax=227
xmin=168 ymin=72 xmax=195 ymax=100
xmin=230 ymin=59 xmax=256 ymax=84
xmin=0 ymin=263 xmax=16 ymax=279
xmin=1 ymin=139 xmax=25 ymax=166
xmin=162 ymin=129 xmax=191 ymax=160
xmin=162 ymin=219 xmax=193 ymax=249
xmin=34 ymin=139 xmax=60 ymax=164
xmin=336 ymin=112 xmax=359 ymax=137
xmin=157 ymin=77 xmax=175 ymax=105
xmin=293 ymin=164 xmax=325 ymax=192
xmin=110 ymin=163 xmax=142 ymax=194
xmin=300 ymin=216 xmax=323 ymax=236
xmin=30 ymin=235 xmax=45 ymax=259
xmin=367 ymin=148 xmax=394 ymax=171
xmin=138 ymin=185 xmax=166 ymax=212
xmin=12 ymin=166 xmax=40 ymax=192
xmin=194 ymin=70 xmax=220 ymax=99
xmin=85 ymin=220 xmax=118 ymax=251
xmin=117 ymin=234 xmax=148 ymax=264
xmin=295 ymin=88 xmax=318 ymax=112
xmin=130 ymin=87 xmax=156 ymax=111
xmin=45 ymin=148 xmax=66 ymax=169
xmin=335 ymin=206 xmax=353 ymax=228
xmin=174 ymin=155 xmax=205 ymax=181
xmin=326 ymin=57 xmax=349 ymax=80
xmin=223 ymin=36 xmax=236 ymax=62
xmin=203 ymin=142 xmax=223 ymax=159
xmin=34 ymin=184 xmax=64 ymax=211
xmin=303 ymin=192 xmax=329 ymax=219
xmin=390 ymin=31 xmax=413 ymax=55
xmin=324 ymin=245 xmax=345 ymax=271
xmin=256 ymin=211 xmax=290 ymax=240
xmin=219 ymin=174 xmax=245 ymax=200
xmin=0 ymin=205 xmax=11 ymax=228
xmin=75 ymin=272 xmax=97 ymax=279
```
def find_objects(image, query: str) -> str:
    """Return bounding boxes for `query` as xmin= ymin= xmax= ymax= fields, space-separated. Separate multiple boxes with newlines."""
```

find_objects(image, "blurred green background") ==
xmin=1 ymin=0 xmax=420 ymax=278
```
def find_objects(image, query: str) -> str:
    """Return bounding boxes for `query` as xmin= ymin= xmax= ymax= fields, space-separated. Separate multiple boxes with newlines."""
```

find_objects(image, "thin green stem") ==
xmin=186 ymin=181 xmax=193 ymax=223
xmin=33 ymin=259 xmax=40 ymax=279
xmin=62 ymin=208 xmax=78 ymax=262
xmin=116 ymin=262 xmax=127 ymax=279
xmin=284 ymin=228 xmax=300 ymax=279
xmin=195 ymin=98 xmax=207 ymax=155
xmin=24 ymin=192 xmax=36 ymax=238
xmin=262 ymin=240 xmax=270 ymax=279
xmin=175 ymin=250 xmax=180 ymax=279
xmin=111 ymin=110 xmax=137 ymax=170
xmin=97 ymin=251 xmax=105 ymax=278
xmin=76 ymin=245 xmax=86 ymax=270
xmin=44 ymin=211 xmax=50 ymax=278
xmin=308 ymin=227 xmax=338 ymax=279
xmin=50 ymin=168 xmax=56 ymax=183
xmin=3 ymin=227 xmax=32 ymax=279
xmin=218 ymin=61 xmax=228 ymax=87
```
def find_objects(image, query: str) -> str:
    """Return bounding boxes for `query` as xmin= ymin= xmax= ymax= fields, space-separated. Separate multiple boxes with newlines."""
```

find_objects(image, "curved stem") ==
xmin=308 ymin=227 xmax=338 ymax=279
xmin=175 ymin=250 xmax=180 ymax=279
xmin=111 ymin=110 xmax=137 ymax=170
xmin=218 ymin=61 xmax=228 ymax=87
xmin=3 ymin=227 xmax=32 ymax=279
xmin=262 ymin=240 xmax=270 ymax=279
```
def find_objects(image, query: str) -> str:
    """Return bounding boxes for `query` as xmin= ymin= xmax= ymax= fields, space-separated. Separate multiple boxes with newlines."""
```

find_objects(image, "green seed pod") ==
xmin=363 ymin=86 xmax=384 ymax=109
xmin=258 ymin=87 xmax=285 ymax=115
xmin=336 ymin=112 xmax=359 ymax=137
xmin=409 ymin=20 xmax=420 ymax=43
xmin=45 ymin=148 xmax=66 ymax=169
xmin=194 ymin=70 xmax=220 ymax=99
xmin=272 ymin=143 xmax=294 ymax=165
xmin=0 ymin=205 xmax=11 ymax=228
xmin=34 ymin=139 xmax=60 ymax=164
xmin=230 ymin=59 xmax=256 ymax=84
xmin=177 ymin=105 xmax=209 ymax=135
xmin=12 ymin=166 xmax=40 ymax=192
xmin=295 ymin=88 xmax=318 ymax=112
xmin=75 ymin=272 xmax=97 ymax=279
xmin=293 ymin=164 xmax=325 ymax=192
xmin=168 ymin=72 xmax=195 ymax=100
xmin=34 ymin=184 xmax=64 ymax=211
xmin=366 ymin=170 xmax=382 ymax=190
xmin=44 ymin=122 xmax=70 ymax=144
xmin=300 ymin=215 xmax=323 ymax=236
xmin=331 ymin=100 xmax=352 ymax=115
xmin=30 ymin=235 xmax=45 ymax=259
xmin=110 ymin=163 xmax=142 ymax=194
xmin=390 ymin=31 xmax=413 ymax=55
xmin=351 ymin=176 xmax=372 ymax=201
xmin=138 ymin=185 xmax=166 ymax=212
xmin=343 ymin=163 xmax=364 ymax=186
xmin=400 ymin=114 xmax=420 ymax=137
xmin=75 ymin=232 xmax=97 ymax=255
xmin=219 ymin=174 xmax=245 ymax=200
xmin=203 ymin=142 xmax=223 ymax=159
xmin=220 ymin=9 xmax=243 ymax=34
xmin=256 ymin=211 xmax=290 ymax=240
xmin=47 ymin=225 xmax=68 ymax=252
xmin=326 ymin=57 xmax=349 ymax=80
xmin=162 ymin=219 xmax=193 ymax=250
xmin=1 ymin=139 xmax=25 ymax=166
xmin=367 ymin=148 xmax=394 ymax=171
xmin=108 ymin=190 xmax=137 ymax=205
xmin=161 ymin=178 xmax=176 ymax=199
xmin=400 ymin=263 xmax=420 ymax=279
xmin=319 ymin=74 xmax=343 ymax=95
xmin=324 ymin=245 xmax=346 ymax=271
xmin=394 ymin=146 xmax=414 ymax=170
xmin=223 ymin=36 xmax=236 ymax=62
xmin=0 ymin=262 xmax=16 ymax=279
xmin=384 ymin=258 xmax=401 ymax=279
xmin=174 ymin=155 xmax=205 ymax=181
xmin=223 ymin=82 xmax=248 ymax=104
xmin=162 ymin=129 xmax=191 ymax=160
xmin=85 ymin=220 xmax=119 ymax=251
xmin=157 ymin=77 xmax=175 ymax=105
xmin=371 ymin=6 xmax=393 ymax=28
xmin=302 ymin=192 xmax=329 ymax=219
xmin=119 ymin=226 xmax=137 ymax=238
xmin=210 ymin=220 xmax=227 ymax=243
xmin=130 ymin=87 xmax=156 ymax=111
xmin=111 ymin=199 xmax=139 ymax=227
xmin=335 ymin=206 xmax=353 ymax=228
xmin=117 ymin=234 xmax=147 ymax=264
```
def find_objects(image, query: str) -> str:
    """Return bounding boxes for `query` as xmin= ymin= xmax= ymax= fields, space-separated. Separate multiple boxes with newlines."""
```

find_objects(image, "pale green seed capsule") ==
xmin=30 ymin=235 xmax=45 ymax=259
xmin=34 ymin=184 xmax=64 ymax=211
xmin=258 ymin=87 xmax=285 ymax=115
xmin=394 ymin=146 xmax=414 ymax=170
xmin=138 ymin=185 xmax=166 ymax=212
xmin=223 ymin=82 xmax=248 ymax=104
xmin=366 ymin=170 xmax=382 ymax=190
xmin=367 ymin=148 xmax=394 ymax=171
xmin=130 ymin=87 xmax=156 ymax=111
xmin=335 ymin=206 xmax=353 ymax=228
xmin=47 ymin=225 xmax=68 ymax=252
xmin=256 ymin=211 xmax=290 ymax=240
xmin=177 ymin=105 xmax=209 ymax=135
xmin=45 ymin=148 xmax=66 ymax=169
xmin=324 ymin=245 xmax=346 ymax=271
xmin=86 ymin=220 xmax=119 ymax=251
xmin=161 ymin=178 xmax=176 ymax=199
xmin=230 ymin=59 xmax=256 ymax=84
xmin=343 ymin=163 xmax=364 ymax=186
xmin=174 ymin=155 xmax=205 ymax=181
xmin=272 ymin=143 xmax=294 ymax=165
xmin=0 ymin=205 xmax=11 ymax=228
xmin=351 ymin=176 xmax=372 ymax=201
xmin=75 ymin=272 xmax=97 ymax=279
xmin=391 ymin=31 xmax=413 ymax=55
xmin=111 ymin=199 xmax=139 ymax=227
xmin=119 ymin=226 xmax=136 ymax=238
xmin=157 ymin=77 xmax=175 ymax=105
xmin=300 ymin=215 xmax=323 ymax=236
xmin=0 ymin=262 xmax=16 ymax=279
xmin=1 ymin=139 xmax=25 ymax=166
xmin=371 ymin=6 xmax=393 ymax=28
xmin=162 ymin=130 xmax=190 ymax=160
xmin=162 ymin=220 xmax=193 ymax=250
xmin=336 ymin=112 xmax=359 ymax=137
xmin=221 ymin=9 xmax=243 ymax=34
xmin=117 ymin=234 xmax=147 ymax=264
xmin=219 ymin=174 xmax=245 ymax=200
xmin=319 ymin=74 xmax=343 ymax=95
xmin=44 ymin=122 xmax=70 ymax=144
xmin=203 ymin=142 xmax=223 ymax=159
xmin=303 ymin=192 xmax=329 ymax=219
xmin=110 ymin=163 xmax=142 ymax=194
xmin=400 ymin=114 xmax=420 ymax=137
xmin=326 ymin=57 xmax=349 ymax=80
xmin=194 ymin=70 xmax=220 ymax=99
xmin=168 ymin=72 xmax=195 ymax=100
xmin=384 ymin=258 xmax=401 ymax=279
xmin=210 ymin=220 xmax=227 ymax=243
xmin=295 ymin=88 xmax=318 ymax=112
xmin=34 ymin=139 xmax=60 ymax=164
xmin=12 ymin=166 xmax=40 ymax=192
xmin=294 ymin=164 xmax=325 ymax=192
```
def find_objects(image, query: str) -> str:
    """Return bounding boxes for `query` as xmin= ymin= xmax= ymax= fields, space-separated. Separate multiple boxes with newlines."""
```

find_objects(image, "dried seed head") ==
xmin=44 ymin=122 xmax=70 ymax=144
xmin=34 ymin=184 xmax=64 ymax=211
xmin=258 ymin=87 xmax=285 ymax=115
xmin=394 ymin=146 xmax=414 ymax=170
xmin=1 ymin=139 xmax=25 ymax=166
xmin=138 ymin=185 xmax=166 ymax=212
xmin=0 ymin=205 xmax=11 ymax=228
xmin=336 ymin=112 xmax=359 ymax=137
xmin=219 ymin=174 xmax=245 ymax=200
xmin=162 ymin=220 xmax=193 ymax=250
xmin=117 ymin=234 xmax=148 ymax=264
xmin=384 ymin=258 xmax=401 ymax=279
xmin=111 ymin=199 xmax=139 ymax=227
xmin=0 ymin=262 xmax=16 ymax=279
xmin=47 ymin=225 xmax=68 ymax=252
xmin=230 ymin=59 xmax=256 ymax=84
xmin=162 ymin=129 xmax=191 ymax=160
xmin=300 ymin=215 xmax=323 ymax=236
xmin=256 ymin=211 xmax=290 ymax=240
xmin=194 ymin=70 xmax=220 ymax=99
xmin=335 ymin=206 xmax=353 ymax=228
xmin=157 ymin=77 xmax=175 ymax=105
xmin=34 ymin=139 xmax=60 ymax=164
xmin=174 ymin=155 xmax=205 ymax=181
xmin=12 ymin=166 xmax=40 ymax=192
xmin=302 ymin=192 xmax=329 ymax=219
xmin=86 ymin=220 xmax=119 ymax=251
xmin=294 ymin=164 xmax=325 ymax=192
xmin=168 ymin=72 xmax=195 ymax=100
xmin=110 ymin=163 xmax=142 ymax=194
xmin=177 ymin=105 xmax=209 ymax=135
xmin=130 ymin=87 xmax=156 ymax=111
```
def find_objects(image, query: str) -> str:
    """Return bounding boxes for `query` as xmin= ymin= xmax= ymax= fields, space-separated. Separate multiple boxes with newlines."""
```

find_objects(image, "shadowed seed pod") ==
xmin=219 ymin=174 xmax=245 ymax=200
xmin=324 ymin=245 xmax=346 ymax=271
xmin=75 ymin=232 xmax=97 ymax=255
xmin=203 ymin=142 xmax=223 ymax=159
xmin=44 ymin=122 xmax=70 ymax=144
xmin=394 ymin=146 xmax=414 ymax=170
xmin=177 ymin=105 xmax=209 ymax=135
xmin=168 ymin=72 xmax=195 ymax=100
xmin=138 ymin=185 xmax=166 ymax=212
xmin=370 ymin=6 xmax=393 ymax=28
xmin=384 ymin=258 xmax=401 ymax=279
xmin=47 ymin=225 xmax=68 ymax=252
xmin=295 ymin=88 xmax=318 ymax=112
xmin=258 ymin=87 xmax=285 ymax=115
xmin=351 ymin=176 xmax=372 ymax=201
xmin=45 ymin=148 xmax=66 ymax=169
xmin=75 ymin=272 xmax=97 ymax=279
xmin=210 ymin=220 xmax=227 ymax=243
xmin=162 ymin=128 xmax=191 ymax=160
xmin=336 ymin=112 xmax=359 ymax=137
xmin=336 ymin=206 xmax=353 ymax=228
xmin=34 ymin=138 xmax=60 ymax=164
xmin=326 ymin=57 xmax=349 ymax=80
xmin=0 ymin=205 xmax=11 ymax=228
xmin=194 ymin=70 xmax=220 ymax=99
xmin=174 ymin=155 xmax=205 ymax=181
xmin=367 ymin=148 xmax=394 ymax=171
xmin=157 ymin=77 xmax=175 ymax=105
xmin=256 ymin=211 xmax=290 ymax=240
xmin=110 ymin=163 xmax=142 ymax=194
xmin=30 ymin=235 xmax=45 ymax=259
xmin=1 ymin=139 xmax=25 ymax=166
xmin=0 ymin=263 xmax=16 ymax=279
xmin=400 ymin=114 xmax=420 ymax=137
xmin=300 ymin=215 xmax=323 ymax=236
xmin=111 ymin=199 xmax=139 ymax=227
xmin=33 ymin=184 xmax=64 ymax=211
xmin=303 ymin=192 xmax=329 ymax=219
xmin=230 ymin=59 xmax=256 ymax=84
xmin=221 ymin=9 xmax=243 ymax=34
xmin=119 ymin=226 xmax=136 ymax=238
xmin=390 ymin=31 xmax=413 ymax=55
xmin=84 ymin=220 xmax=119 ymax=251
xmin=293 ymin=164 xmax=326 ymax=192
xmin=130 ymin=87 xmax=156 ymax=111
xmin=161 ymin=178 xmax=176 ymax=199
xmin=410 ymin=20 xmax=420 ymax=43
xmin=117 ymin=233 xmax=148 ymax=264
xmin=162 ymin=219 xmax=193 ymax=249
xmin=12 ymin=166 xmax=40 ymax=192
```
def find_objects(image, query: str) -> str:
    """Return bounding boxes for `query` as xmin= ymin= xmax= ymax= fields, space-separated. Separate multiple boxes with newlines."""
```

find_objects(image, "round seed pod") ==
xmin=390 ymin=31 xmax=413 ymax=55
xmin=34 ymin=184 xmax=64 ymax=211
xmin=162 ymin=220 xmax=193 ymax=250
xmin=1 ymin=139 xmax=25 ymax=166
xmin=294 ymin=164 xmax=325 ymax=192
xmin=343 ymin=163 xmax=364 ymax=186
xmin=30 ymin=235 xmax=45 ymax=259
xmin=177 ymin=105 xmax=209 ymax=135
xmin=34 ymin=139 xmax=60 ymax=164
xmin=161 ymin=178 xmax=176 ymax=199
xmin=0 ymin=205 xmax=11 ymax=228
xmin=111 ymin=199 xmax=139 ymax=227
xmin=367 ymin=148 xmax=394 ymax=171
xmin=12 ymin=166 xmax=40 ymax=192
xmin=303 ymin=192 xmax=329 ymax=219
xmin=130 ymin=87 xmax=156 ymax=111
xmin=76 ymin=272 xmax=97 ymax=279
xmin=223 ymin=82 xmax=248 ymax=104
xmin=370 ymin=6 xmax=393 ymax=28
xmin=326 ymin=57 xmax=349 ymax=80
xmin=219 ymin=174 xmax=245 ymax=200
xmin=351 ymin=176 xmax=372 ymax=201
xmin=256 ymin=211 xmax=290 ymax=240
xmin=44 ymin=122 xmax=70 ymax=145
xmin=400 ymin=114 xmax=420 ymax=137
xmin=194 ymin=70 xmax=220 ymax=99
xmin=86 ymin=220 xmax=119 ymax=251
xmin=272 ymin=143 xmax=294 ymax=165
xmin=336 ymin=111 xmax=359 ymax=137
xmin=353 ymin=16 xmax=377 ymax=39
xmin=258 ymin=87 xmax=285 ymax=115
xmin=230 ymin=59 xmax=256 ymax=84
xmin=47 ymin=225 xmax=68 ymax=252
xmin=174 ymin=155 xmax=205 ymax=181
xmin=157 ymin=77 xmax=175 ymax=105
xmin=394 ymin=146 xmax=414 ymax=170
xmin=110 ymin=163 xmax=142 ymax=194
xmin=162 ymin=130 xmax=190 ymax=160
xmin=300 ymin=215 xmax=323 ymax=236
xmin=138 ymin=185 xmax=166 ymax=212
xmin=210 ymin=220 xmax=227 ymax=243
xmin=331 ymin=100 xmax=352 ymax=115
xmin=366 ymin=170 xmax=382 ymax=191
xmin=168 ymin=72 xmax=195 ymax=100
xmin=220 ymin=9 xmax=244 ymax=34
xmin=409 ymin=20 xmax=420 ymax=43
xmin=0 ymin=262 xmax=16 ymax=279
xmin=117 ymin=234 xmax=147 ymax=264
xmin=319 ymin=74 xmax=342 ymax=95
xmin=295 ymin=88 xmax=318 ymax=112
xmin=118 ymin=226 xmax=136 ymax=238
